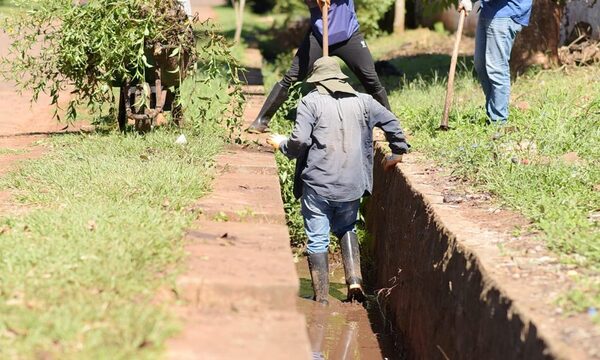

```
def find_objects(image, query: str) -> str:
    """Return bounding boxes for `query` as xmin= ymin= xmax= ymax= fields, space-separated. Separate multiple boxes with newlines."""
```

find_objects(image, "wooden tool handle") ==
xmin=322 ymin=1 xmax=329 ymax=56
xmin=440 ymin=10 xmax=466 ymax=130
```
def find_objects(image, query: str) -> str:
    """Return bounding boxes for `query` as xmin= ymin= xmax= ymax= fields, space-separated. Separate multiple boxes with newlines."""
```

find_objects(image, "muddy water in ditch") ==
xmin=296 ymin=258 xmax=401 ymax=360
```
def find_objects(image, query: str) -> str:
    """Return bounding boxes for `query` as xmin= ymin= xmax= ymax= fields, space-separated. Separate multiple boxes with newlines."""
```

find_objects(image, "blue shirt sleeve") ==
xmin=279 ymin=98 xmax=316 ymax=159
xmin=368 ymin=97 xmax=410 ymax=155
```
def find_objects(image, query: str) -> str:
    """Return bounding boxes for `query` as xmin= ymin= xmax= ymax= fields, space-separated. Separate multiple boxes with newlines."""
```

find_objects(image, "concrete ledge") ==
xmin=176 ymin=221 xmax=299 ymax=312
xmin=366 ymin=145 xmax=597 ymax=360
xmin=166 ymin=310 xmax=310 ymax=360
xmin=193 ymin=150 xmax=286 ymax=224
xmin=166 ymin=61 xmax=311 ymax=359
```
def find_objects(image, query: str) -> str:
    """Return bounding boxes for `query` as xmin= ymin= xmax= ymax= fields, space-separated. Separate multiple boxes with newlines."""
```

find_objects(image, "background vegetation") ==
xmin=274 ymin=0 xmax=395 ymax=37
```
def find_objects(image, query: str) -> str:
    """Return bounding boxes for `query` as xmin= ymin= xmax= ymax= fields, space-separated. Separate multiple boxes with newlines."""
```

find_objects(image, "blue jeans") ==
xmin=301 ymin=186 xmax=360 ymax=254
xmin=474 ymin=17 xmax=523 ymax=124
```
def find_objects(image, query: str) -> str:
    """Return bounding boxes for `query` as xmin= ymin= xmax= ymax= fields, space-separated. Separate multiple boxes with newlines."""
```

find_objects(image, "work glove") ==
xmin=457 ymin=0 xmax=472 ymax=14
xmin=383 ymin=154 xmax=403 ymax=172
xmin=266 ymin=134 xmax=288 ymax=151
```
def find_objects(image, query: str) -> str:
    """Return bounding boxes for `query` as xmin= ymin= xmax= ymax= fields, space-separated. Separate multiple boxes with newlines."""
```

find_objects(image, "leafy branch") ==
xmin=0 ymin=0 xmax=244 ymax=133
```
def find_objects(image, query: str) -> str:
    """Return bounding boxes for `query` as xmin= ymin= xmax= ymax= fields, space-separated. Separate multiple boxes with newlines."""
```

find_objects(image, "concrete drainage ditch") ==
xmin=365 ymin=144 xmax=599 ymax=359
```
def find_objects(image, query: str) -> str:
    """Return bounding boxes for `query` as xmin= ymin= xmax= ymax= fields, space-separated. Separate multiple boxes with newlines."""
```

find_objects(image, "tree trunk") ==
xmin=394 ymin=0 xmax=406 ymax=33
xmin=233 ymin=0 xmax=246 ymax=43
xmin=510 ymin=0 xmax=564 ymax=74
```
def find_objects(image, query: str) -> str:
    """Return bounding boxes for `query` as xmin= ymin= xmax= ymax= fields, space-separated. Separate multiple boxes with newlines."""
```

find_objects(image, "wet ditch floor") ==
xmin=296 ymin=257 xmax=402 ymax=360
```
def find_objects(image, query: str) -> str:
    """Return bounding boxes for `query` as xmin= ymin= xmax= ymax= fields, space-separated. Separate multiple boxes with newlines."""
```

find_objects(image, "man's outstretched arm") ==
xmin=267 ymin=98 xmax=316 ymax=159
xmin=368 ymin=97 xmax=410 ymax=170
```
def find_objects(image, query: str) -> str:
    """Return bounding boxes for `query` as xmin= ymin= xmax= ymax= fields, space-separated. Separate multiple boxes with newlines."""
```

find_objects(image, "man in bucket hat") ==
xmin=267 ymin=57 xmax=410 ymax=304
xmin=247 ymin=0 xmax=391 ymax=134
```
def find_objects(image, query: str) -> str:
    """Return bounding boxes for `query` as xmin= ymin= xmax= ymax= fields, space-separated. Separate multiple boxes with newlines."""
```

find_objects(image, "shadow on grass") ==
xmin=344 ymin=53 xmax=475 ymax=93
xmin=0 ymin=126 xmax=113 ymax=139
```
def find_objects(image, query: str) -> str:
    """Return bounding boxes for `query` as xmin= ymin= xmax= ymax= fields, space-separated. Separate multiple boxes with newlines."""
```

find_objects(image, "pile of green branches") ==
xmin=1 ymin=0 xmax=243 ymax=130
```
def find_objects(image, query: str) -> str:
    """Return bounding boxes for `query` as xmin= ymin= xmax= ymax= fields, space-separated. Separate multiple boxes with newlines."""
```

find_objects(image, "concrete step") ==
xmin=184 ymin=220 xmax=291 ymax=252
xmin=194 ymin=158 xmax=286 ymax=224
xmin=216 ymin=147 xmax=277 ymax=176
xmin=166 ymin=310 xmax=311 ymax=360
xmin=176 ymin=221 xmax=299 ymax=312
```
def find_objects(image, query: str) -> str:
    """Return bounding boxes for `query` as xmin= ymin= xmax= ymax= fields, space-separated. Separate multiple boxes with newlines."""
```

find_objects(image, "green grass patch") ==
xmin=0 ymin=1 xmax=19 ymax=17
xmin=0 ymin=147 xmax=25 ymax=155
xmin=0 ymin=128 xmax=223 ymax=358
xmin=212 ymin=4 xmax=282 ymax=38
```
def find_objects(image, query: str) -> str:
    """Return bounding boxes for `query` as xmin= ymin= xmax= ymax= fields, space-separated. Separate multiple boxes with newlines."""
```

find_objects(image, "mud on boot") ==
xmin=307 ymin=252 xmax=330 ymax=306
xmin=246 ymin=82 xmax=288 ymax=134
xmin=340 ymin=231 xmax=366 ymax=303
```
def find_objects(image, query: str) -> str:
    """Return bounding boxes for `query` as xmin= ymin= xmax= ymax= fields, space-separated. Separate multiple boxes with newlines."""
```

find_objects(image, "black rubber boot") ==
xmin=247 ymin=82 xmax=289 ymax=133
xmin=371 ymin=88 xmax=391 ymax=111
xmin=307 ymin=252 xmax=330 ymax=305
xmin=340 ymin=232 xmax=366 ymax=303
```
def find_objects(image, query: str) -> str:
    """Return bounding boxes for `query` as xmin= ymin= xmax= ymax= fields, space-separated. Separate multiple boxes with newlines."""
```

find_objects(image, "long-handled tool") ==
xmin=320 ymin=0 xmax=329 ymax=56
xmin=440 ymin=9 xmax=467 ymax=131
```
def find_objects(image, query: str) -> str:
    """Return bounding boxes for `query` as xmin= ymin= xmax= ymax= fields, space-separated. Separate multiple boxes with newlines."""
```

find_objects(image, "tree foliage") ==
xmin=0 ymin=0 xmax=243 ymax=129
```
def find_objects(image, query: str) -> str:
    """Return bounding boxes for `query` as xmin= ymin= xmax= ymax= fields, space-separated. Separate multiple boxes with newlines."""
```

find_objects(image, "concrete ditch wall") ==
xmin=365 ymin=146 xmax=576 ymax=360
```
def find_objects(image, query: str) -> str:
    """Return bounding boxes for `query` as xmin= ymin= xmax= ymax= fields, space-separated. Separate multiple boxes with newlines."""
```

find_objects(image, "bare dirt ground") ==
xmin=0 ymin=31 xmax=84 ymax=137
xmin=0 ymin=31 xmax=88 ymax=214
xmin=189 ymin=0 xmax=220 ymax=21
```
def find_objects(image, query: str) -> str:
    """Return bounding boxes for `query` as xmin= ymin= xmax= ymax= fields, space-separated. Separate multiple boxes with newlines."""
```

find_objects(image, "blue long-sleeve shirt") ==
xmin=308 ymin=0 xmax=360 ymax=45
xmin=480 ymin=0 xmax=533 ymax=26
xmin=279 ymin=90 xmax=410 ymax=202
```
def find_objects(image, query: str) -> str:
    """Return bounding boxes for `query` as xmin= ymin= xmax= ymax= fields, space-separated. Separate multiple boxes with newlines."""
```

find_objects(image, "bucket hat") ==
xmin=307 ymin=57 xmax=355 ymax=94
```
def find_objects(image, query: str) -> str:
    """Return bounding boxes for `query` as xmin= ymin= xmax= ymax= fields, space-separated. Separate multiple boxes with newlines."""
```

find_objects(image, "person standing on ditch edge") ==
xmin=266 ymin=57 xmax=410 ymax=304
xmin=247 ymin=0 xmax=391 ymax=133
xmin=458 ymin=0 xmax=532 ymax=125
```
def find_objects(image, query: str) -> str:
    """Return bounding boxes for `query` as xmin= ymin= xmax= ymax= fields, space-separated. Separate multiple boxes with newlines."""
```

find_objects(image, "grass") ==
xmin=382 ymin=46 xmax=600 ymax=312
xmin=0 ymin=128 xmax=223 ymax=358
xmin=0 ymin=4 xmax=19 ymax=20
xmin=0 ymin=2 xmax=18 ymax=17
xmin=0 ymin=148 xmax=25 ymax=155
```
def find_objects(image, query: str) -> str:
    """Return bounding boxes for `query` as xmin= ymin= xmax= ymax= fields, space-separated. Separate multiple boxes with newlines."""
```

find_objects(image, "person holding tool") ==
xmin=247 ymin=0 xmax=392 ymax=133
xmin=458 ymin=0 xmax=532 ymax=125
xmin=266 ymin=57 xmax=410 ymax=304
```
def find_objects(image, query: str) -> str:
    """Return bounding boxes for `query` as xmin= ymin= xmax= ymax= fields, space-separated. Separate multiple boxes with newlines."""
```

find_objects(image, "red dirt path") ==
xmin=0 ymin=31 xmax=88 ymax=213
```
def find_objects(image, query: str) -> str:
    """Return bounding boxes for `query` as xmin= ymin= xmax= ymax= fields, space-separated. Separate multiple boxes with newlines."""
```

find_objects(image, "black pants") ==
xmin=281 ymin=31 xmax=385 ymax=96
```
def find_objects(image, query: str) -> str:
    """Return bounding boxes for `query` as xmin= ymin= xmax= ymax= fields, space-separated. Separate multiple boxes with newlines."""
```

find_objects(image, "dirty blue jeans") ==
xmin=474 ymin=16 xmax=523 ymax=124
xmin=301 ymin=186 xmax=360 ymax=254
